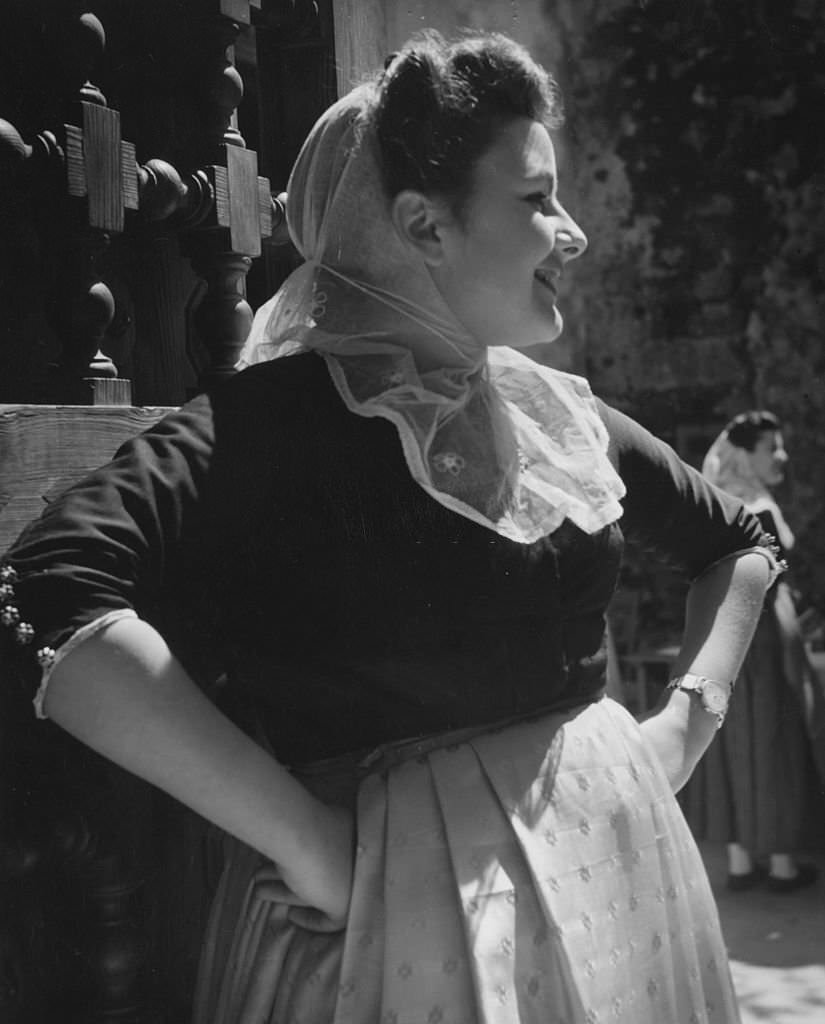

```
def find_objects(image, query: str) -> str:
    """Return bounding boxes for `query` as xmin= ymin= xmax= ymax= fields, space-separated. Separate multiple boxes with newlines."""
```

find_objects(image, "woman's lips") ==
xmin=534 ymin=267 xmax=558 ymax=297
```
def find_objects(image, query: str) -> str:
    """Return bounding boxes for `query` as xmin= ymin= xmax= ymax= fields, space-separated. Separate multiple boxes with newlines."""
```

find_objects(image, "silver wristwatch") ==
xmin=666 ymin=673 xmax=732 ymax=729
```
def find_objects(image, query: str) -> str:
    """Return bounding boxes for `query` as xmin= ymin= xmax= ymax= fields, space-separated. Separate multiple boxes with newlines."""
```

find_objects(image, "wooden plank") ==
xmin=226 ymin=146 xmax=261 ymax=256
xmin=0 ymin=405 xmax=174 ymax=552
xmin=82 ymin=102 xmax=124 ymax=232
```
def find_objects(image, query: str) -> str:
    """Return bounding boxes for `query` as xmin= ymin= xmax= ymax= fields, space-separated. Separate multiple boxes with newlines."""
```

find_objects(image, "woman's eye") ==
xmin=526 ymin=193 xmax=551 ymax=212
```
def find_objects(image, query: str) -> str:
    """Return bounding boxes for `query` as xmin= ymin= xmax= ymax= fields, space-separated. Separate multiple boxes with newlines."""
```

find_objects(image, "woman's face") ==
xmin=751 ymin=429 xmax=788 ymax=487
xmin=429 ymin=117 xmax=587 ymax=349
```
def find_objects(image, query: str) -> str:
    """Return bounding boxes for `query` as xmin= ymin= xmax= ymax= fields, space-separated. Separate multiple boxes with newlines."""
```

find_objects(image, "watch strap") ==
xmin=666 ymin=673 xmax=732 ymax=729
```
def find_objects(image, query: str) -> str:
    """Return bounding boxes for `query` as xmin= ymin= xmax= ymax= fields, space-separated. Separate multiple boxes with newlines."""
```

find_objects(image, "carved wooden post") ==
xmin=44 ymin=225 xmax=122 ymax=402
xmin=0 ymin=11 xmax=149 ymax=404
xmin=189 ymin=243 xmax=254 ymax=383
xmin=182 ymin=0 xmax=273 ymax=390
xmin=40 ymin=10 xmax=134 ymax=404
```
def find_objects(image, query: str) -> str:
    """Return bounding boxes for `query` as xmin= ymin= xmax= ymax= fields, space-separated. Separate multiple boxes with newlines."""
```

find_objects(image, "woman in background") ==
xmin=689 ymin=411 xmax=821 ymax=892
xmin=2 ymin=32 xmax=779 ymax=1023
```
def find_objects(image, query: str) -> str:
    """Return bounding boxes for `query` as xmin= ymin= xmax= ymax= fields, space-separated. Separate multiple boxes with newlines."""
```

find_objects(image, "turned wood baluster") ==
xmin=0 ymin=11 xmax=130 ymax=402
xmin=41 ymin=10 xmax=134 ymax=404
xmin=206 ymin=7 xmax=249 ymax=154
xmin=130 ymin=154 xmax=286 ymax=393
xmin=189 ymin=242 xmax=254 ymax=384
xmin=189 ymin=7 xmax=254 ymax=388
xmin=44 ymin=226 xmax=121 ymax=400
xmin=182 ymin=0 xmax=273 ymax=390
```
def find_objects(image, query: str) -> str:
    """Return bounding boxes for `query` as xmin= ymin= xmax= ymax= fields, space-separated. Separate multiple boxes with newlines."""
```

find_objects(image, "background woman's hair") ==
xmin=725 ymin=410 xmax=782 ymax=451
xmin=372 ymin=30 xmax=562 ymax=218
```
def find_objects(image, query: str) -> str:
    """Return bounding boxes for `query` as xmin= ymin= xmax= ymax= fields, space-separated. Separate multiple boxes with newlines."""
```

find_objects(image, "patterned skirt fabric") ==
xmin=193 ymin=698 xmax=740 ymax=1024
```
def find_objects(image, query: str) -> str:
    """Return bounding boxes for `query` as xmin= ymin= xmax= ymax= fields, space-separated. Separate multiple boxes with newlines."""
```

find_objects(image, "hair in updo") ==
xmin=724 ymin=410 xmax=781 ymax=451
xmin=372 ymin=31 xmax=562 ymax=218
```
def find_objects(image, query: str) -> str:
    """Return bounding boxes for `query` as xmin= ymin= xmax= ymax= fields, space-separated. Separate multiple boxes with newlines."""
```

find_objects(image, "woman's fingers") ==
xmin=287 ymin=905 xmax=347 ymax=933
xmin=252 ymin=854 xmax=348 ymax=932
xmin=254 ymin=878 xmax=312 ymax=906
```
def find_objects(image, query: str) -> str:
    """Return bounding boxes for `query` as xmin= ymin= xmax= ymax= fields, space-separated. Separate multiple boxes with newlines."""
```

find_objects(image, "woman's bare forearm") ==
xmin=639 ymin=550 xmax=771 ymax=790
xmin=42 ymin=616 xmax=353 ymax=919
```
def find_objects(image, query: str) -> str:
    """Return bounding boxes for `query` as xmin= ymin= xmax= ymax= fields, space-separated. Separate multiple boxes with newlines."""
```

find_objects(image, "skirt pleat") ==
xmin=428 ymin=740 xmax=584 ymax=1024
xmin=379 ymin=755 xmax=481 ymax=1024
xmin=333 ymin=775 xmax=386 ymax=1023
xmin=194 ymin=698 xmax=741 ymax=1024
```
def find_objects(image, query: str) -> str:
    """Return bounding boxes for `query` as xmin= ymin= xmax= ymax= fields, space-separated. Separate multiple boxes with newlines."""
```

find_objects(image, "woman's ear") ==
xmin=390 ymin=190 xmax=452 ymax=266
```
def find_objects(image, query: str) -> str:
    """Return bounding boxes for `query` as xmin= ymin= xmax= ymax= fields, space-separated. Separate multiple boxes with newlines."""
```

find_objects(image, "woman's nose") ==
xmin=556 ymin=213 xmax=588 ymax=261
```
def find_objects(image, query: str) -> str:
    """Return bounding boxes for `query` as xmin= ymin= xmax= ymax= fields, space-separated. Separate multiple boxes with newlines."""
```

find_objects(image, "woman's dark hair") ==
xmin=372 ymin=31 xmax=562 ymax=218
xmin=724 ymin=410 xmax=782 ymax=451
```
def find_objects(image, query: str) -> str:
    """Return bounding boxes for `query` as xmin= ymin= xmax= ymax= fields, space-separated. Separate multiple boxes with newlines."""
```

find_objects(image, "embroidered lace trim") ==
xmin=691 ymin=535 xmax=787 ymax=588
xmin=32 ymin=609 xmax=139 ymax=719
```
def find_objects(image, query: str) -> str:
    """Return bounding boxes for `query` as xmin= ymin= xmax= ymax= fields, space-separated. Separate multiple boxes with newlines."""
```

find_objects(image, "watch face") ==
xmin=702 ymin=682 xmax=729 ymax=713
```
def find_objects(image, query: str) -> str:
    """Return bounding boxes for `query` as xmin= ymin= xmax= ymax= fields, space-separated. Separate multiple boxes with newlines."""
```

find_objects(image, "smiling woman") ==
xmin=2 ymin=29 xmax=781 ymax=1024
xmin=373 ymin=39 xmax=586 ymax=349
xmin=420 ymin=117 xmax=588 ymax=348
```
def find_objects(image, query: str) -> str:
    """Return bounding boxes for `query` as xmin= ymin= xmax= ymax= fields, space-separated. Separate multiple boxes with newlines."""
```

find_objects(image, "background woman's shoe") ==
xmin=727 ymin=864 xmax=767 ymax=891
xmin=766 ymin=864 xmax=819 ymax=893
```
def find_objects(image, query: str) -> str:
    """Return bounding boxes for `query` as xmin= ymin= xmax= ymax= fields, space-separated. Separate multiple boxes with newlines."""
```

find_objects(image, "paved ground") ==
xmin=700 ymin=842 xmax=825 ymax=1023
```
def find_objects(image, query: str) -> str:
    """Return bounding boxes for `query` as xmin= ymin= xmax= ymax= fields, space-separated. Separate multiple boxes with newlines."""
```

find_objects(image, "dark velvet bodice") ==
xmin=4 ymin=354 xmax=765 ymax=762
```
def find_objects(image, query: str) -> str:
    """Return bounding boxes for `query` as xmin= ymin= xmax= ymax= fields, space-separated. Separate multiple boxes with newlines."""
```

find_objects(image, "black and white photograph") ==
xmin=1 ymin=2 xmax=823 ymax=1021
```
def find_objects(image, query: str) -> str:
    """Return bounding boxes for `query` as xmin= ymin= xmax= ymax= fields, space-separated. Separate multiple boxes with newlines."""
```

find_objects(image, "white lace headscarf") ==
xmin=702 ymin=419 xmax=794 ymax=550
xmin=237 ymin=82 xmax=625 ymax=544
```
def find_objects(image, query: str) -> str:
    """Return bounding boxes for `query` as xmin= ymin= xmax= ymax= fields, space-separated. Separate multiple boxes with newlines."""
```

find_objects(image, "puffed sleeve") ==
xmin=596 ymin=401 xmax=784 ymax=581
xmin=0 ymin=392 xmax=217 ymax=713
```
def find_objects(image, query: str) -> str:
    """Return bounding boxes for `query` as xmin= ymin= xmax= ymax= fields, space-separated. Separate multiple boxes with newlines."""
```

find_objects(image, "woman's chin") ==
xmin=485 ymin=310 xmax=563 ymax=351
xmin=537 ymin=314 xmax=563 ymax=346
xmin=512 ymin=313 xmax=564 ymax=349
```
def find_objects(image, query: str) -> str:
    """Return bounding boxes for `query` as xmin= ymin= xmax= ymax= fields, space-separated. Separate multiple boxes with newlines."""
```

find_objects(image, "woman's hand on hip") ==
xmin=41 ymin=619 xmax=357 ymax=927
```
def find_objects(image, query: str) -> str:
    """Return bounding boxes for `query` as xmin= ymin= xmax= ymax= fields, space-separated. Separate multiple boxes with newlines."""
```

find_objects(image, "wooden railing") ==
xmin=0 ymin=1 xmax=294 ymax=408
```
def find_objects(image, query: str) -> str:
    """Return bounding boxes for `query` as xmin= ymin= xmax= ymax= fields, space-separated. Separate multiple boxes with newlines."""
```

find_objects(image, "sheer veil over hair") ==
xmin=237 ymin=83 xmax=625 ymax=543
xmin=702 ymin=424 xmax=794 ymax=550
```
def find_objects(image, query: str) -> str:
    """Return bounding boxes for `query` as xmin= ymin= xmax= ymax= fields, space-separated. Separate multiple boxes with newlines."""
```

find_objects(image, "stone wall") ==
xmin=548 ymin=0 xmax=825 ymax=614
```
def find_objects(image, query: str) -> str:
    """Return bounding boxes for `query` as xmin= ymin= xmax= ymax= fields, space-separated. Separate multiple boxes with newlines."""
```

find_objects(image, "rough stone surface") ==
xmin=535 ymin=0 xmax=825 ymax=617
